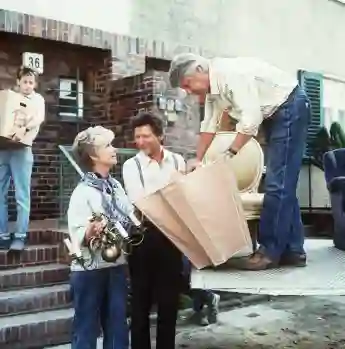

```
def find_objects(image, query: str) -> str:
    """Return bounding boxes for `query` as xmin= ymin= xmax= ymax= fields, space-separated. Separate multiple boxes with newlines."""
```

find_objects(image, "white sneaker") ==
xmin=207 ymin=293 xmax=220 ymax=324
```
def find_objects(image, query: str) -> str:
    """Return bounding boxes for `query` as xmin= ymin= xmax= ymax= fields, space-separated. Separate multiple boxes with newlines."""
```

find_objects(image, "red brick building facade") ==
xmin=0 ymin=31 xmax=170 ymax=220
xmin=0 ymin=23 xmax=200 ymax=222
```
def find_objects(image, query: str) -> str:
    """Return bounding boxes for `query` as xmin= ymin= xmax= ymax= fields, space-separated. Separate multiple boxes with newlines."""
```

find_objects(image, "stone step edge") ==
xmin=0 ymin=303 xmax=71 ymax=319
xmin=1 ymin=280 xmax=69 ymax=292
xmin=0 ymin=308 xmax=73 ymax=347
xmin=0 ymin=244 xmax=62 ymax=270
xmin=0 ymin=284 xmax=71 ymax=318
xmin=0 ymin=263 xmax=69 ymax=276
xmin=3 ymin=334 xmax=71 ymax=349
xmin=0 ymin=263 xmax=70 ymax=291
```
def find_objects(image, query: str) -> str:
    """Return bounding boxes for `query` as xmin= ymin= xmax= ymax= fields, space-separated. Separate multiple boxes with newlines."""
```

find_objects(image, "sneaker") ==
xmin=9 ymin=237 xmax=26 ymax=251
xmin=206 ymin=293 xmax=220 ymax=324
xmin=189 ymin=310 xmax=209 ymax=326
xmin=0 ymin=235 xmax=11 ymax=250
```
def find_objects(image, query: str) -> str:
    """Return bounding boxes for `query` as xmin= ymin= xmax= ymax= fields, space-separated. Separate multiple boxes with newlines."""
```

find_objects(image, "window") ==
xmin=339 ymin=110 xmax=345 ymax=127
xmin=323 ymin=107 xmax=331 ymax=130
xmin=58 ymin=78 xmax=84 ymax=119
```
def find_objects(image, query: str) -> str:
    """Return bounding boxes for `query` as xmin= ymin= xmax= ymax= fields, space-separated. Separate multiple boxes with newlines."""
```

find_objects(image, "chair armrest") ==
xmin=328 ymin=176 xmax=345 ymax=193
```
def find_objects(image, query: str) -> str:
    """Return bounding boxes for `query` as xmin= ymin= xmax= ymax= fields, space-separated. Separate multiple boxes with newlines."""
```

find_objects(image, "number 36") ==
xmin=28 ymin=57 xmax=40 ymax=69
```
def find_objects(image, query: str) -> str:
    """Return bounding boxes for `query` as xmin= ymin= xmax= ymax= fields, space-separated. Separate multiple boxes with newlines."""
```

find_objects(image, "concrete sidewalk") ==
xmin=46 ymin=294 xmax=269 ymax=348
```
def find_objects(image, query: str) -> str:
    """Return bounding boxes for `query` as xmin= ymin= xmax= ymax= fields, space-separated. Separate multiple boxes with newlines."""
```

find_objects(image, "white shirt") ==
xmin=16 ymin=90 xmax=45 ymax=145
xmin=122 ymin=148 xmax=186 ymax=203
xmin=201 ymin=57 xmax=298 ymax=136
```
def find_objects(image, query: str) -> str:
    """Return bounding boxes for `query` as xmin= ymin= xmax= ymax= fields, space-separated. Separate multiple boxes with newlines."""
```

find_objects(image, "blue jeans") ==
xmin=259 ymin=86 xmax=310 ymax=260
xmin=182 ymin=256 xmax=212 ymax=311
xmin=0 ymin=147 xmax=33 ymax=238
xmin=70 ymin=265 xmax=129 ymax=349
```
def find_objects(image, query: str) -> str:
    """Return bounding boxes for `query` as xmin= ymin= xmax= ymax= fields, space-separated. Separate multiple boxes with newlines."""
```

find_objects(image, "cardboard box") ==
xmin=135 ymin=156 xmax=253 ymax=269
xmin=0 ymin=89 xmax=35 ymax=148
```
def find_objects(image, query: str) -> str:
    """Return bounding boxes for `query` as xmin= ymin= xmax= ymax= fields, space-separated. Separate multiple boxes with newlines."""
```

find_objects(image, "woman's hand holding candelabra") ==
xmin=64 ymin=210 xmax=145 ymax=270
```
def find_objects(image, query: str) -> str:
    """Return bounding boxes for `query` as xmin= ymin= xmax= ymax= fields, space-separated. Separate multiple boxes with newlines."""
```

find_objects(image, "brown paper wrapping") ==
xmin=135 ymin=156 xmax=252 ymax=269
xmin=136 ymin=190 xmax=211 ymax=269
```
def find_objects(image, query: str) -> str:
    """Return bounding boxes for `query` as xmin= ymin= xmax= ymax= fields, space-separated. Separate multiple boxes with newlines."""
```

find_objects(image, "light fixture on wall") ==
xmin=157 ymin=96 xmax=184 ymax=123
xmin=157 ymin=96 xmax=167 ymax=110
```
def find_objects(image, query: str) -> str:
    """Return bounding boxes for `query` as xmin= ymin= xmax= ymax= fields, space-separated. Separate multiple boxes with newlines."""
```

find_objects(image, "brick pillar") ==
xmin=87 ymin=55 xmax=113 ymax=126
xmin=106 ymin=73 xmax=154 ymax=148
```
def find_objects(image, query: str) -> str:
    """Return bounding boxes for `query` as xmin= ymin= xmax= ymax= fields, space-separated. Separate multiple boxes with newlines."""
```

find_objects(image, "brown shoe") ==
xmin=279 ymin=253 xmax=307 ymax=267
xmin=232 ymin=251 xmax=278 ymax=271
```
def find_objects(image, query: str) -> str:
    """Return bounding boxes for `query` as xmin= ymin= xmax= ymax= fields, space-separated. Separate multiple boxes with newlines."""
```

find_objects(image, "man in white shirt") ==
xmin=122 ymin=112 xmax=184 ymax=349
xmin=168 ymin=54 xmax=310 ymax=271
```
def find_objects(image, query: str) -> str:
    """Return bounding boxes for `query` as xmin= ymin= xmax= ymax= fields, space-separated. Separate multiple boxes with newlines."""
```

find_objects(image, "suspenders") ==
xmin=133 ymin=154 xmax=179 ymax=188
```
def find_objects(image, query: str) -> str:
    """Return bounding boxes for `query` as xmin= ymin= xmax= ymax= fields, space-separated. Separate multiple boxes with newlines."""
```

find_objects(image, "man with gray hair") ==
xmin=169 ymin=54 xmax=310 ymax=271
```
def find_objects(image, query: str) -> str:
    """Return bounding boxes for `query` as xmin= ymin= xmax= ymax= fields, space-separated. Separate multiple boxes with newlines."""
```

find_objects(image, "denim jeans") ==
xmin=259 ymin=86 xmax=310 ymax=260
xmin=182 ymin=256 xmax=212 ymax=311
xmin=0 ymin=147 xmax=33 ymax=238
xmin=70 ymin=265 xmax=129 ymax=349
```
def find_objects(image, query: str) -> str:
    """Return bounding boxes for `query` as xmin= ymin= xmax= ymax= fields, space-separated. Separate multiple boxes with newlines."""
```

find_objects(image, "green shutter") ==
xmin=298 ymin=70 xmax=324 ymax=158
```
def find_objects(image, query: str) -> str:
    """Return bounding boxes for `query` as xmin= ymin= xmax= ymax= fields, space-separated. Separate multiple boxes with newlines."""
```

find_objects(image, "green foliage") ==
xmin=330 ymin=122 xmax=345 ymax=148
xmin=312 ymin=122 xmax=345 ymax=169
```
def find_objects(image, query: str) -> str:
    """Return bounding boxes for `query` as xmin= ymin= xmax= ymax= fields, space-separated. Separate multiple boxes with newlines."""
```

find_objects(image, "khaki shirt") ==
xmin=200 ymin=57 xmax=298 ymax=136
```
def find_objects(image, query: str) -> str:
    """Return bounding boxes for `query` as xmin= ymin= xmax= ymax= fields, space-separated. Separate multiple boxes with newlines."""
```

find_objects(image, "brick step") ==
xmin=0 ymin=244 xmax=60 ymax=269
xmin=0 ymin=284 xmax=71 ymax=316
xmin=27 ymin=230 xmax=66 ymax=245
xmin=0 ymin=308 xmax=73 ymax=349
xmin=0 ymin=264 xmax=70 ymax=291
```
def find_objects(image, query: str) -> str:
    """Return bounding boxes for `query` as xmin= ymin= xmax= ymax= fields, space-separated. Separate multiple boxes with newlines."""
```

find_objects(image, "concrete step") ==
xmin=0 ymin=244 xmax=61 ymax=269
xmin=0 ymin=308 xmax=73 ymax=349
xmin=0 ymin=284 xmax=71 ymax=316
xmin=0 ymin=263 xmax=69 ymax=291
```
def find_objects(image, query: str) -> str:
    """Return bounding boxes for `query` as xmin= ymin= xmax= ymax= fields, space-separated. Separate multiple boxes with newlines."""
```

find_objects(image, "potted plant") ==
xmin=312 ymin=121 xmax=345 ymax=170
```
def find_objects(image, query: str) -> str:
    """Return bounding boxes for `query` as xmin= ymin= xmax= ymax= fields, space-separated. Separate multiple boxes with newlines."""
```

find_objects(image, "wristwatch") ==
xmin=225 ymin=148 xmax=238 ymax=158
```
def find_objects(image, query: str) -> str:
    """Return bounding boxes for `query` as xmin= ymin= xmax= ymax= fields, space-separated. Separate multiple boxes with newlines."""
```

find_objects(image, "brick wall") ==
xmin=92 ymin=67 xmax=202 ymax=153
xmin=0 ymin=32 xmax=110 ymax=220
xmin=89 ymin=72 xmax=155 ymax=149
xmin=0 ymin=33 xmax=182 ymax=221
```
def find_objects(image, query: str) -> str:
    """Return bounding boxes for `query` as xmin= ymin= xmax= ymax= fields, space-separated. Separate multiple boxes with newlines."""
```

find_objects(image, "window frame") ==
xmin=57 ymin=76 xmax=84 ymax=122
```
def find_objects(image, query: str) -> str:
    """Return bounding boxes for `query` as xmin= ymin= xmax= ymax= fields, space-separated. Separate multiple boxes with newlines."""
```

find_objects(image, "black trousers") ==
xmin=128 ymin=222 xmax=182 ymax=349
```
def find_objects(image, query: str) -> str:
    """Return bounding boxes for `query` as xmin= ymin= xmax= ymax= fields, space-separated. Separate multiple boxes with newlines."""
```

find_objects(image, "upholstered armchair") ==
xmin=323 ymin=149 xmax=345 ymax=251
xmin=203 ymin=131 xmax=265 ymax=220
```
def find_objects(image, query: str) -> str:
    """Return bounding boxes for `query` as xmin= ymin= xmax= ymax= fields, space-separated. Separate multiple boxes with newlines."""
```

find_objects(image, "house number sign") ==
xmin=22 ymin=52 xmax=44 ymax=74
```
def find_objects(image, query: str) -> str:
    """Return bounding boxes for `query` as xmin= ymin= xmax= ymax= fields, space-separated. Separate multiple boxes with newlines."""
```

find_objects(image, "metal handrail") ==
xmin=58 ymin=145 xmax=84 ymax=177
